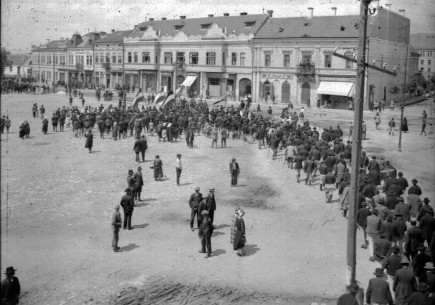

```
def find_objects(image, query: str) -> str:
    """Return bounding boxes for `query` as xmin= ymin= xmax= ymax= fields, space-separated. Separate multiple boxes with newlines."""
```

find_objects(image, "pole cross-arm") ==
xmin=332 ymin=52 xmax=397 ymax=76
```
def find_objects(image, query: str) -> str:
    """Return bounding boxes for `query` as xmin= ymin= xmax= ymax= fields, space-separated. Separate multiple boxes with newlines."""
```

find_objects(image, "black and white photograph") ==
xmin=1 ymin=0 xmax=435 ymax=304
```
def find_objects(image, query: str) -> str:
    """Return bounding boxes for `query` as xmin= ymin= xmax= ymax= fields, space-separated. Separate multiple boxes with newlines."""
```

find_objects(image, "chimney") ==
xmin=331 ymin=7 xmax=337 ymax=16
xmin=149 ymin=18 xmax=154 ymax=21
xmin=385 ymin=3 xmax=392 ymax=10
xmin=223 ymin=13 xmax=230 ymax=16
xmin=208 ymin=14 xmax=214 ymax=17
xmin=399 ymin=9 xmax=405 ymax=16
xmin=267 ymin=10 xmax=273 ymax=18
xmin=161 ymin=17 xmax=167 ymax=20
xmin=111 ymin=29 xmax=115 ymax=33
xmin=240 ymin=12 xmax=248 ymax=16
xmin=180 ymin=15 xmax=186 ymax=19
xmin=308 ymin=7 xmax=314 ymax=18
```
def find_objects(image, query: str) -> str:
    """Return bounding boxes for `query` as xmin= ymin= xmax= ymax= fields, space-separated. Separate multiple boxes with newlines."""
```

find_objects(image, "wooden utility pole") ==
xmin=346 ymin=0 xmax=370 ymax=286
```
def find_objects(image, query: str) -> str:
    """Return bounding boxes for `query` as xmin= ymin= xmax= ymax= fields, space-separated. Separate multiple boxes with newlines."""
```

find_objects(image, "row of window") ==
xmin=420 ymin=59 xmax=432 ymax=65
xmin=33 ymin=51 xmax=353 ymax=68
xmin=420 ymin=67 xmax=432 ymax=73
xmin=419 ymin=51 xmax=434 ymax=57
xmin=33 ymin=54 xmax=66 ymax=65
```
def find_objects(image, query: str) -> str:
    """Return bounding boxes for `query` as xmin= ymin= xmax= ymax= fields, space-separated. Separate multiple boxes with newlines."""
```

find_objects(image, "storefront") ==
xmin=259 ymin=73 xmax=294 ymax=103
xmin=316 ymin=77 xmax=355 ymax=109
xmin=180 ymin=73 xmax=200 ymax=98
xmin=161 ymin=72 xmax=173 ymax=93
xmin=141 ymin=71 xmax=157 ymax=94
xmin=206 ymin=73 xmax=236 ymax=99
xmin=125 ymin=71 xmax=140 ymax=89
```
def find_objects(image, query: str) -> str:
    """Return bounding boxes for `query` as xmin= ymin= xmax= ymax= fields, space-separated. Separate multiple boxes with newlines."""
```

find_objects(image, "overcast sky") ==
xmin=2 ymin=0 xmax=434 ymax=53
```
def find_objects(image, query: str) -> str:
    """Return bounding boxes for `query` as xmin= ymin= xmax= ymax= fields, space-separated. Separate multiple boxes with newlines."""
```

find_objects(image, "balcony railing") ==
xmin=296 ymin=61 xmax=315 ymax=75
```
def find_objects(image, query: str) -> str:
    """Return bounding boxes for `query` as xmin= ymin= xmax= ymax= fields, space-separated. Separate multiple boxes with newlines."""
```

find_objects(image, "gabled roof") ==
xmin=95 ymin=30 xmax=133 ymax=44
xmin=254 ymin=15 xmax=359 ymax=39
xmin=128 ymin=14 xmax=268 ymax=39
xmin=410 ymin=33 xmax=435 ymax=50
xmin=8 ymin=54 xmax=30 ymax=66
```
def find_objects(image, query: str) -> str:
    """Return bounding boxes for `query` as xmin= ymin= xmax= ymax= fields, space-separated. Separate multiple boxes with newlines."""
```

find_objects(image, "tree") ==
xmin=1 ymin=47 xmax=11 ymax=78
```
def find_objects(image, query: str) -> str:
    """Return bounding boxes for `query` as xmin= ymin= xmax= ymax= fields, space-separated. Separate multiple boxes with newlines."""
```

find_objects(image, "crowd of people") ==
xmin=2 ymin=86 xmax=434 ymax=304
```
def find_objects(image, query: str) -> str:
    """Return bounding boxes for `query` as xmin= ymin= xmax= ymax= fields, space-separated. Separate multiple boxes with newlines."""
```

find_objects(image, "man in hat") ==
xmin=408 ymin=179 xmax=422 ymax=196
xmin=111 ymin=204 xmax=122 ymax=252
xmin=412 ymin=244 xmax=432 ymax=281
xmin=393 ymin=214 xmax=407 ymax=254
xmin=324 ymin=169 xmax=336 ymax=203
xmin=418 ymin=208 xmax=435 ymax=245
xmin=420 ymin=262 xmax=435 ymax=291
xmin=394 ymin=197 xmax=410 ymax=222
xmin=368 ymin=155 xmax=380 ymax=172
xmin=406 ymin=283 xmax=429 ymax=304
xmin=198 ymin=210 xmax=214 ymax=258
xmin=1 ymin=267 xmax=20 ymax=304
xmin=417 ymin=198 xmax=434 ymax=221
xmin=120 ymin=188 xmax=134 ymax=230
xmin=406 ymin=221 xmax=424 ymax=261
xmin=382 ymin=246 xmax=402 ymax=279
xmin=397 ymin=172 xmax=409 ymax=193
xmin=337 ymin=282 xmax=360 ymax=305
xmin=188 ymin=187 xmax=203 ymax=231
xmin=133 ymin=167 xmax=144 ymax=202
xmin=204 ymin=188 xmax=216 ymax=225
xmin=366 ymin=268 xmax=393 ymax=305
xmin=175 ymin=154 xmax=182 ymax=186
xmin=393 ymin=256 xmax=416 ymax=305
xmin=229 ymin=157 xmax=240 ymax=187
xmin=133 ymin=135 xmax=148 ymax=163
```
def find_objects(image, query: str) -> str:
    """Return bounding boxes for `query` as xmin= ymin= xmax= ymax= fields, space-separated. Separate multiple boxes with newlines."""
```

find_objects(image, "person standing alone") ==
xmin=175 ymin=154 xmax=182 ymax=186
xmin=229 ymin=157 xmax=240 ymax=187
xmin=120 ymin=188 xmax=134 ymax=230
xmin=189 ymin=187 xmax=203 ymax=231
xmin=1 ymin=267 xmax=20 ymax=305
xmin=111 ymin=205 xmax=122 ymax=252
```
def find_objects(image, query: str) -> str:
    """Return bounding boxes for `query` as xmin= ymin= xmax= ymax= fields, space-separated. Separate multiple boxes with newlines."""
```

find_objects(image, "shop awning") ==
xmin=316 ymin=82 xmax=355 ymax=97
xmin=181 ymin=75 xmax=197 ymax=87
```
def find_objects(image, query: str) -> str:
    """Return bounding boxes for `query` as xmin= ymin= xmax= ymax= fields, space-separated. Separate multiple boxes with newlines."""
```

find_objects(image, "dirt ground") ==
xmin=1 ymin=92 xmax=434 ymax=305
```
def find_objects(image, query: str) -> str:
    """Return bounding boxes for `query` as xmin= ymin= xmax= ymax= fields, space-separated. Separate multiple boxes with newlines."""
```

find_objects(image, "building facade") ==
xmin=253 ymin=7 xmax=411 ymax=108
xmin=4 ymin=54 xmax=31 ymax=78
xmin=411 ymin=33 xmax=435 ymax=81
xmin=31 ymin=39 xmax=69 ymax=84
xmin=28 ymin=8 xmax=413 ymax=108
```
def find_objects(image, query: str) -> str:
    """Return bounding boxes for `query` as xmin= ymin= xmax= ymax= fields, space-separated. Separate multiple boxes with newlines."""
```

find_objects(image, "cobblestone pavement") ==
xmin=1 ymin=92 xmax=434 ymax=304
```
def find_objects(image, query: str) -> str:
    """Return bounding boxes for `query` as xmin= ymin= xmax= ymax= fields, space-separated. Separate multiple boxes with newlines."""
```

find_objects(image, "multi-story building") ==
xmin=123 ymin=13 xmax=269 ymax=99
xmin=252 ymin=7 xmax=411 ymax=108
xmin=411 ymin=33 xmax=435 ymax=80
xmin=30 ymin=39 xmax=69 ymax=84
xmin=66 ymin=32 xmax=106 ymax=88
xmin=94 ymin=30 xmax=132 ymax=89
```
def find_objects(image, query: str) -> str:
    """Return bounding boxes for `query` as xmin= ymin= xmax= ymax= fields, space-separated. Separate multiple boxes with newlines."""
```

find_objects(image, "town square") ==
xmin=1 ymin=0 xmax=435 ymax=304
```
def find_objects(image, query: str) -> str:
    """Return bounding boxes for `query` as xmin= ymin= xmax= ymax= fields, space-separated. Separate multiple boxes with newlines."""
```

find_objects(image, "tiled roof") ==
xmin=8 ymin=54 xmax=30 ymax=66
xmin=128 ymin=14 xmax=268 ymax=38
xmin=96 ymin=30 xmax=133 ymax=43
xmin=410 ymin=33 xmax=435 ymax=50
xmin=254 ymin=15 xmax=359 ymax=39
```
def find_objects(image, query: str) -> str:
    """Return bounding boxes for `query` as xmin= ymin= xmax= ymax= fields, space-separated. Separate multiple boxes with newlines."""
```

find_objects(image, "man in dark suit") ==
xmin=393 ymin=256 xmax=416 ymax=304
xmin=133 ymin=167 xmax=144 ymax=202
xmin=202 ymin=188 xmax=217 ymax=225
xmin=229 ymin=157 xmax=240 ymax=187
xmin=188 ymin=187 xmax=203 ymax=231
xmin=198 ymin=210 xmax=214 ymax=258
xmin=1 ymin=266 xmax=21 ymax=305
xmin=406 ymin=220 xmax=424 ymax=261
xmin=133 ymin=135 xmax=148 ymax=162
xmin=120 ymin=188 xmax=134 ymax=230
xmin=366 ymin=268 xmax=393 ymax=305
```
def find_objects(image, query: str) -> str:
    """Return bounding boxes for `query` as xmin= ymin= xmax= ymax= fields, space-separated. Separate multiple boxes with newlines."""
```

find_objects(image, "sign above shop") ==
xmin=262 ymin=73 xmax=293 ymax=80
xmin=297 ymin=75 xmax=315 ymax=83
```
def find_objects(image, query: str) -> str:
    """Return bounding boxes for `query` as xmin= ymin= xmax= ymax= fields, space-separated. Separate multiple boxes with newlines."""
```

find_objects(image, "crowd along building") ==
xmin=29 ymin=7 xmax=413 ymax=108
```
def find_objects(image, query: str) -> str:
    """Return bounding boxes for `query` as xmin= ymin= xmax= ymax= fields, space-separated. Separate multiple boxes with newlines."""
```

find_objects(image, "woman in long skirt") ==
xmin=153 ymin=155 xmax=163 ymax=180
xmin=233 ymin=209 xmax=246 ymax=256
xmin=230 ymin=207 xmax=240 ymax=245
